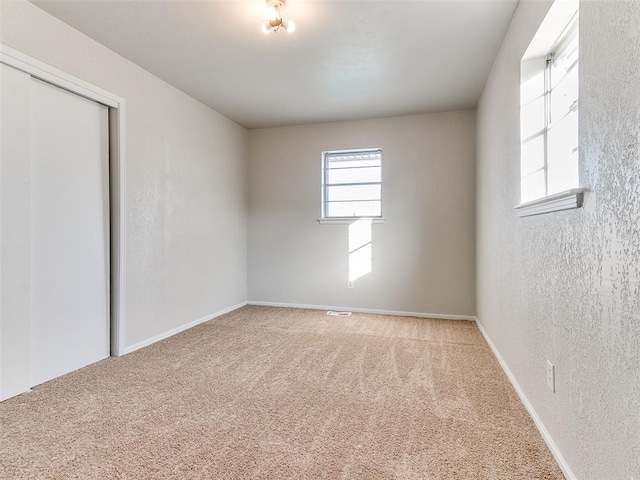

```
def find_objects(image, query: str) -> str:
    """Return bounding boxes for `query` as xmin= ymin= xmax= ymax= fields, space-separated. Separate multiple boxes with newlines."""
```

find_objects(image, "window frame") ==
xmin=319 ymin=148 xmax=385 ymax=224
xmin=542 ymin=14 xmax=579 ymax=197
xmin=516 ymin=3 xmax=585 ymax=217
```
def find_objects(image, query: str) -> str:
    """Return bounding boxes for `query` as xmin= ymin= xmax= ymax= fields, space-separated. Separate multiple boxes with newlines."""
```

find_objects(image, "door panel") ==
xmin=30 ymin=78 xmax=110 ymax=387
xmin=0 ymin=63 xmax=33 ymax=400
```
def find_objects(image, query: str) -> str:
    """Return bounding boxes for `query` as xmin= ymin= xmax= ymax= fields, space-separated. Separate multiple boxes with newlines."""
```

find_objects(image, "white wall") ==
xmin=0 ymin=0 xmax=248 ymax=349
xmin=248 ymin=112 xmax=476 ymax=316
xmin=476 ymin=1 xmax=640 ymax=478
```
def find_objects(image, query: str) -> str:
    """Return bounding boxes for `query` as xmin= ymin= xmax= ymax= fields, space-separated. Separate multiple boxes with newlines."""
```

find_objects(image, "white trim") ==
xmin=523 ymin=0 xmax=579 ymax=59
xmin=109 ymin=102 xmax=127 ymax=357
xmin=515 ymin=188 xmax=586 ymax=217
xmin=0 ymin=46 xmax=118 ymax=108
xmin=123 ymin=302 xmax=248 ymax=355
xmin=474 ymin=318 xmax=577 ymax=480
xmin=0 ymin=44 xmax=127 ymax=357
xmin=318 ymin=217 xmax=385 ymax=225
xmin=247 ymin=301 xmax=476 ymax=321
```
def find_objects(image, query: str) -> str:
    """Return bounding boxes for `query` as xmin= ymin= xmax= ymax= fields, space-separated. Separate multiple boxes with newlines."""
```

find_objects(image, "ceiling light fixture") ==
xmin=261 ymin=0 xmax=295 ymax=34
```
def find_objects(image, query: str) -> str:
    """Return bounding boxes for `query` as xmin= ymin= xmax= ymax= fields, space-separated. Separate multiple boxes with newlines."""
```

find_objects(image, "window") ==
xmin=545 ymin=16 xmax=579 ymax=196
xmin=321 ymin=149 xmax=382 ymax=220
xmin=518 ymin=1 xmax=583 ymax=217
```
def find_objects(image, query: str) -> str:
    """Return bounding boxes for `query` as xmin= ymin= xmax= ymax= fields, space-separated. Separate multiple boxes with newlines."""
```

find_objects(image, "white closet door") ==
xmin=30 ymin=78 xmax=110 ymax=387
xmin=0 ymin=63 xmax=33 ymax=400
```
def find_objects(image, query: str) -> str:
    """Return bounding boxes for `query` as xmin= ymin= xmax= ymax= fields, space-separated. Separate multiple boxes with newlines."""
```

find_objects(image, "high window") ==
xmin=518 ymin=1 xmax=582 ymax=217
xmin=545 ymin=17 xmax=579 ymax=196
xmin=321 ymin=149 xmax=382 ymax=219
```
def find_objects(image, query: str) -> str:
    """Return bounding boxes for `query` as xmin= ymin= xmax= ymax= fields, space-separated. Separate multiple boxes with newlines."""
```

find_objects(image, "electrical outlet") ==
xmin=347 ymin=281 xmax=354 ymax=288
xmin=546 ymin=360 xmax=555 ymax=393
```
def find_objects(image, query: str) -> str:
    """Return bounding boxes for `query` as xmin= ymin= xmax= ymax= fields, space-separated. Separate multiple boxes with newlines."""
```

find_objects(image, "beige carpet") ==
xmin=0 ymin=306 xmax=564 ymax=479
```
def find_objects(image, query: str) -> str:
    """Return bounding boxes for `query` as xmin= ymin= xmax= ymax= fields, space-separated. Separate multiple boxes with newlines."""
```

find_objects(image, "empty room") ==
xmin=0 ymin=0 xmax=638 ymax=478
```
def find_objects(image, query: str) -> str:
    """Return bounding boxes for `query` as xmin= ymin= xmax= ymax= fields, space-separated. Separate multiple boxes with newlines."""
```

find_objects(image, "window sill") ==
xmin=317 ymin=217 xmax=386 ymax=225
xmin=514 ymin=188 xmax=586 ymax=217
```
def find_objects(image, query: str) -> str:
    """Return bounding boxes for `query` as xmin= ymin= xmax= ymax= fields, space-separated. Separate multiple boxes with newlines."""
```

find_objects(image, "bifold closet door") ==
xmin=29 ymin=77 xmax=110 ymax=387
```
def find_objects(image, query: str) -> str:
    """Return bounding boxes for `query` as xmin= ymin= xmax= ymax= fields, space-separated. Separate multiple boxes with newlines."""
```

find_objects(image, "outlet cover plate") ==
xmin=546 ymin=360 xmax=555 ymax=393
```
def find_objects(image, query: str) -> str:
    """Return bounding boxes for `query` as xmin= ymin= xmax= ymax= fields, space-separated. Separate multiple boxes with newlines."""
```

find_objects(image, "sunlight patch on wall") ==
xmin=348 ymin=218 xmax=372 ymax=283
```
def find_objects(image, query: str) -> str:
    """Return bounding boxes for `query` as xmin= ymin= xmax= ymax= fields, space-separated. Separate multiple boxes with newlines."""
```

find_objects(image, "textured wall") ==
xmin=476 ymin=1 xmax=640 ymax=478
xmin=248 ymin=112 xmax=476 ymax=316
xmin=1 ymin=0 xmax=248 ymax=348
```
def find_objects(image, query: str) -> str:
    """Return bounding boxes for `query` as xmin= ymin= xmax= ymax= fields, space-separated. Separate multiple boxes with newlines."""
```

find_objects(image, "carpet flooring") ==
xmin=0 ymin=306 xmax=564 ymax=479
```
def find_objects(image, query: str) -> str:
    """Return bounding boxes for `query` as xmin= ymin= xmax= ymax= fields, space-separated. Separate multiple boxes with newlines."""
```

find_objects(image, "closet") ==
xmin=1 ymin=62 xmax=110 ymax=400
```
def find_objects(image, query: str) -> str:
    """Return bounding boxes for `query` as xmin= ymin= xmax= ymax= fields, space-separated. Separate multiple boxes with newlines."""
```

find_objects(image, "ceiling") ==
xmin=32 ymin=0 xmax=519 ymax=129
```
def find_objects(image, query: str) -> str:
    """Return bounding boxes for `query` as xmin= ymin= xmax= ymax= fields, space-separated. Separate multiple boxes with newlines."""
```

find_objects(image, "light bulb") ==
xmin=266 ymin=6 xmax=278 ymax=21
xmin=261 ymin=21 xmax=272 ymax=34
xmin=286 ymin=19 xmax=295 ymax=33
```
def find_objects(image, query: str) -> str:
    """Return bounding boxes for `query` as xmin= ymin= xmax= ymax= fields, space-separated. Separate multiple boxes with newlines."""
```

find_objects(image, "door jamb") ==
xmin=0 ymin=44 xmax=127 ymax=356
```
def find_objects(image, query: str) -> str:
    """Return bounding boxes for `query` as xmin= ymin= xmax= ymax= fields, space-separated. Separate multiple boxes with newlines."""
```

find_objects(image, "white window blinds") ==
xmin=322 ymin=149 xmax=382 ymax=218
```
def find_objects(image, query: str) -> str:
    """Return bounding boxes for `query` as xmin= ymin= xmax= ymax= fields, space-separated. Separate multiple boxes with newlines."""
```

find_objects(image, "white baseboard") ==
xmin=474 ymin=318 xmax=576 ymax=480
xmin=123 ymin=301 xmax=248 ymax=355
xmin=247 ymin=301 xmax=476 ymax=321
